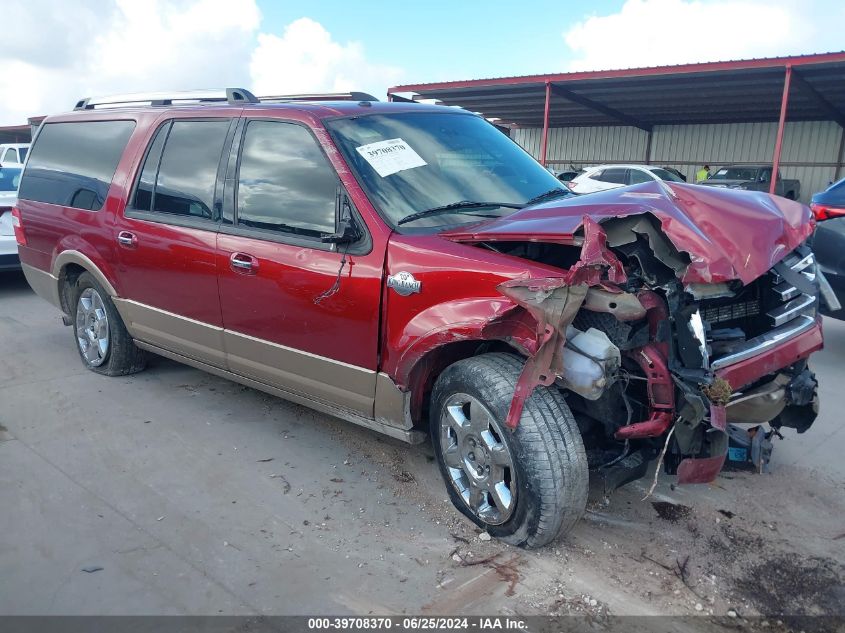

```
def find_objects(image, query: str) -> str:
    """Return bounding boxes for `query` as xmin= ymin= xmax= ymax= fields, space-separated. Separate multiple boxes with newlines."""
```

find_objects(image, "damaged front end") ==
xmin=445 ymin=182 xmax=823 ymax=489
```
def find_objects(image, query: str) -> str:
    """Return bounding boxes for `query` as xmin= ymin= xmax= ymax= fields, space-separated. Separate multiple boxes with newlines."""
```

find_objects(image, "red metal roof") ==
xmin=389 ymin=52 xmax=845 ymax=128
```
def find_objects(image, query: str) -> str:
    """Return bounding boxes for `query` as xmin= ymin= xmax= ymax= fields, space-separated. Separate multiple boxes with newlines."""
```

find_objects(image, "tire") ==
xmin=430 ymin=352 xmax=588 ymax=548
xmin=70 ymin=272 xmax=146 ymax=376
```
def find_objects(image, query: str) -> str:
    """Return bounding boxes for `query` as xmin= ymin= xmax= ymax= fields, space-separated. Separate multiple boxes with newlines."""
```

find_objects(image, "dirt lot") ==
xmin=1 ymin=270 xmax=843 ymax=620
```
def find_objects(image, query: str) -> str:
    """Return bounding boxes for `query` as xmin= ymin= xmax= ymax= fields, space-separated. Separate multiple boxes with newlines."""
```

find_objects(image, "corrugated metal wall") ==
xmin=512 ymin=121 xmax=844 ymax=202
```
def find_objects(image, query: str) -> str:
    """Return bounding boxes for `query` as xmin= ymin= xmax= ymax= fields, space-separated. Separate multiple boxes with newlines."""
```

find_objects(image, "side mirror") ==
xmin=321 ymin=193 xmax=362 ymax=244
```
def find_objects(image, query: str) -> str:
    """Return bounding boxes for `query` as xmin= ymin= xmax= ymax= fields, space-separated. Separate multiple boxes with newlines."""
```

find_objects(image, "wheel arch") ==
xmin=53 ymin=250 xmax=119 ymax=314
xmin=405 ymin=337 xmax=527 ymax=431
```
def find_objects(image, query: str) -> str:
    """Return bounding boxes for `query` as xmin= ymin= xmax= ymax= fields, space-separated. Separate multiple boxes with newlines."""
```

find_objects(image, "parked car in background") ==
xmin=555 ymin=169 xmax=582 ymax=183
xmin=567 ymin=164 xmax=684 ymax=194
xmin=810 ymin=177 xmax=845 ymax=320
xmin=661 ymin=166 xmax=687 ymax=182
xmin=0 ymin=165 xmax=22 ymax=270
xmin=14 ymin=88 xmax=823 ymax=548
xmin=0 ymin=143 xmax=30 ymax=166
xmin=699 ymin=165 xmax=800 ymax=200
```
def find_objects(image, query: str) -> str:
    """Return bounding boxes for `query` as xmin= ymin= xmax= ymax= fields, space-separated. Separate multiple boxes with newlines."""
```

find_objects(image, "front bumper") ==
xmin=713 ymin=316 xmax=823 ymax=389
xmin=673 ymin=313 xmax=822 ymax=484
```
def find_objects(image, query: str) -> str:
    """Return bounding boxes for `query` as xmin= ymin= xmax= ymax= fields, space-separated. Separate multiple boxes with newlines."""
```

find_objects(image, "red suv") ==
xmin=15 ymin=89 xmax=825 ymax=547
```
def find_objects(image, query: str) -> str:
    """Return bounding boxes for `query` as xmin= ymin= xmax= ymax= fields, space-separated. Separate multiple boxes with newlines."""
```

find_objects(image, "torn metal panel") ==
xmin=615 ymin=343 xmax=675 ymax=440
xmin=495 ymin=219 xmax=632 ymax=429
xmin=563 ymin=217 xmax=627 ymax=286
xmin=602 ymin=213 xmax=689 ymax=280
xmin=497 ymin=280 xmax=588 ymax=429
xmin=677 ymin=404 xmax=728 ymax=484
xmin=583 ymin=287 xmax=647 ymax=321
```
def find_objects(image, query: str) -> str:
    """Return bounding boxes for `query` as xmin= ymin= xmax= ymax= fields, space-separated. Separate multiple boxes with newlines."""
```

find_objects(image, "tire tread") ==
xmin=431 ymin=352 xmax=588 ymax=548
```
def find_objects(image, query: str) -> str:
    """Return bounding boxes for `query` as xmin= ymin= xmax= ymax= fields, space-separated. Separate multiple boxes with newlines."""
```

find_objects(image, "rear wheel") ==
xmin=430 ymin=353 xmax=588 ymax=548
xmin=71 ymin=272 xmax=146 ymax=376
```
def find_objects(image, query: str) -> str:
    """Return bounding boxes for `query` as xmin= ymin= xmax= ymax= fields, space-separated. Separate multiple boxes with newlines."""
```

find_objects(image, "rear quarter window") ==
xmin=18 ymin=120 xmax=135 ymax=211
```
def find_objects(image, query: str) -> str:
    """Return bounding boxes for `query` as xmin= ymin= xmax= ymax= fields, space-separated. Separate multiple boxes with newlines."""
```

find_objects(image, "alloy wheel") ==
xmin=438 ymin=393 xmax=517 ymax=525
xmin=75 ymin=287 xmax=110 ymax=367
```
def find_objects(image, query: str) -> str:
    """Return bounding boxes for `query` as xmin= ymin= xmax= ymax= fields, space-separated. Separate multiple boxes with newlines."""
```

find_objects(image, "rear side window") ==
xmin=3 ymin=149 xmax=17 ymax=163
xmin=627 ymin=169 xmax=652 ymax=184
xmin=18 ymin=121 xmax=135 ymax=211
xmin=132 ymin=120 xmax=230 ymax=220
xmin=236 ymin=121 xmax=337 ymax=237
xmin=594 ymin=168 xmax=627 ymax=184
xmin=19 ymin=147 xmax=28 ymax=162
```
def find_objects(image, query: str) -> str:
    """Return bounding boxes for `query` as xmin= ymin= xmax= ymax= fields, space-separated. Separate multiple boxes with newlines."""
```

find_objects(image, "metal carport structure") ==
xmin=388 ymin=52 xmax=845 ymax=197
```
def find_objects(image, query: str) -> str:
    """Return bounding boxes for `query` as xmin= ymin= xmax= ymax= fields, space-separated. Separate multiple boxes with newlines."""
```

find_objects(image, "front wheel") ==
xmin=430 ymin=353 xmax=588 ymax=548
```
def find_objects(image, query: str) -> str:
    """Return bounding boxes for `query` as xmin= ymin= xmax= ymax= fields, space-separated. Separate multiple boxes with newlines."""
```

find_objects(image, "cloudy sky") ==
xmin=2 ymin=0 xmax=844 ymax=125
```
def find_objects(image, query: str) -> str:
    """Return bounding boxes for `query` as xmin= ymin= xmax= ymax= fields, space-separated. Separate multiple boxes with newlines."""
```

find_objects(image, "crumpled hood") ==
xmin=440 ymin=181 xmax=814 ymax=285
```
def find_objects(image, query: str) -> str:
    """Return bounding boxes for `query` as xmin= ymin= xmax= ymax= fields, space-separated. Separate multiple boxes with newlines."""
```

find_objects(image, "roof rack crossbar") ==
xmin=73 ymin=88 xmax=259 ymax=110
xmin=257 ymin=92 xmax=379 ymax=103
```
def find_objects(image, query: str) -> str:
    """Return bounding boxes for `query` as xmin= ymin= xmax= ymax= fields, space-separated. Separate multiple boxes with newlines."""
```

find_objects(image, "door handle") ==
xmin=230 ymin=252 xmax=259 ymax=274
xmin=117 ymin=231 xmax=138 ymax=248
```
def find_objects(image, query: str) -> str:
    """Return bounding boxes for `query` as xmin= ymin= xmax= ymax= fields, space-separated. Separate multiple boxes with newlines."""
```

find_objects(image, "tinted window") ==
xmin=594 ymin=168 xmax=627 ymax=184
xmin=18 ymin=147 xmax=27 ymax=162
xmin=627 ymin=169 xmax=652 ymax=184
xmin=133 ymin=124 xmax=169 ymax=211
xmin=711 ymin=167 xmax=757 ymax=180
xmin=648 ymin=168 xmax=684 ymax=182
xmin=18 ymin=121 xmax=135 ymax=210
xmin=237 ymin=121 xmax=337 ymax=236
xmin=152 ymin=120 xmax=229 ymax=219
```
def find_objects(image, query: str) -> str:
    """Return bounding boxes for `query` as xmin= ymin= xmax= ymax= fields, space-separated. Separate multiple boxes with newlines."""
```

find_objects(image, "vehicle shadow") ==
xmin=0 ymin=270 xmax=31 ymax=299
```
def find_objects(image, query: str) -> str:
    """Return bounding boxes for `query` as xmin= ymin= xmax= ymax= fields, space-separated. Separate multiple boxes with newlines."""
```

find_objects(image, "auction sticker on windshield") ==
xmin=355 ymin=138 xmax=427 ymax=177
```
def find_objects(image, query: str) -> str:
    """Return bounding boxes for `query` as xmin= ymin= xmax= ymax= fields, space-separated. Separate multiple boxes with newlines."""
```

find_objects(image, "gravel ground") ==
xmin=0 ymin=269 xmax=843 ymax=620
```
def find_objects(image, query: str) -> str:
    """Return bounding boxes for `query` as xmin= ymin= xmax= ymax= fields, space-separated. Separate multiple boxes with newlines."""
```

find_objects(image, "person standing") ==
xmin=696 ymin=164 xmax=711 ymax=183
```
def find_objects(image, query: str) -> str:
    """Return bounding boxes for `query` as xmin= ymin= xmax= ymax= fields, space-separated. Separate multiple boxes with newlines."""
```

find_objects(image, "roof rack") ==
xmin=73 ymin=88 xmax=259 ymax=110
xmin=257 ymin=92 xmax=379 ymax=103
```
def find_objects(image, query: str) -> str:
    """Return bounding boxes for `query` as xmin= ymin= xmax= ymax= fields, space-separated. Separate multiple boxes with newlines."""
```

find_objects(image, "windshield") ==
xmin=0 ymin=167 xmax=21 ymax=192
xmin=326 ymin=112 xmax=566 ymax=228
xmin=711 ymin=167 xmax=758 ymax=181
xmin=649 ymin=168 xmax=684 ymax=182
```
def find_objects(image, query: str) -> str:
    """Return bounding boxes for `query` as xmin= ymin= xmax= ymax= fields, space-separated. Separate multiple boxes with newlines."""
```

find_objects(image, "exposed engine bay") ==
xmin=467 ymin=209 xmax=823 ymax=490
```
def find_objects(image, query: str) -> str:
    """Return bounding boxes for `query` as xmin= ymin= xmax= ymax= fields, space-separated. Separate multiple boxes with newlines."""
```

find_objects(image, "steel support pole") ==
xmin=540 ymin=81 xmax=551 ymax=167
xmin=835 ymin=126 xmax=845 ymax=182
xmin=770 ymin=65 xmax=792 ymax=195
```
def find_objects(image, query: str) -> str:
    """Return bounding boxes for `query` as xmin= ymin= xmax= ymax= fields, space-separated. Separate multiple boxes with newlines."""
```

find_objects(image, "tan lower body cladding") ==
xmin=112 ymin=298 xmax=419 ymax=443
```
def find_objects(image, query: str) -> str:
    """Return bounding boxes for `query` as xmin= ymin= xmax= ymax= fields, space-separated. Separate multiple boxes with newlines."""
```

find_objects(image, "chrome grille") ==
xmin=702 ymin=299 xmax=760 ymax=324
xmin=703 ymin=248 xmax=818 ymax=370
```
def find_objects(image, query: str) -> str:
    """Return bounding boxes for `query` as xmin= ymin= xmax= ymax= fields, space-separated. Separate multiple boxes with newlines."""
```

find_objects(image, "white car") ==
xmin=567 ymin=164 xmax=685 ymax=194
xmin=0 ymin=165 xmax=22 ymax=270
xmin=0 ymin=143 xmax=29 ymax=167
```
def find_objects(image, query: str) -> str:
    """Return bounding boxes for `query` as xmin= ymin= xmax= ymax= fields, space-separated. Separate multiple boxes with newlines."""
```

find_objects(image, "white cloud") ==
xmin=563 ymin=0 xmax=815 ymax=71
xmin=0 ymin=2 xmax=402 ymax=126
xmin=249 ymin=18 xmax=402 ymax=99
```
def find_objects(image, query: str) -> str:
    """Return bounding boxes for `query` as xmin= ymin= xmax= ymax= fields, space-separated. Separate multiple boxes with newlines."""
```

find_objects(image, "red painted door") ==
xmin=216 ymin=119 xmax=383 ymax=415
xmin=114 ymin=118 xmax=233 ymax=366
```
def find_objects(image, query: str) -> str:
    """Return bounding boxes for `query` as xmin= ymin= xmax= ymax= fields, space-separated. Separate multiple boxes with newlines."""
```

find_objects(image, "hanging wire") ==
xmin=314 ymin=243 xmax=350 ymax=305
